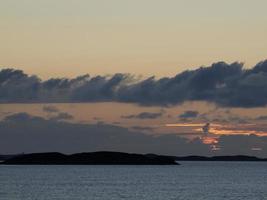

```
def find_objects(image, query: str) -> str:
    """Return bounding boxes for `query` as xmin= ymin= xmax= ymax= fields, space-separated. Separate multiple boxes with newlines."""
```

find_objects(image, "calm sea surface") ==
xmin=0 ymin=162 xmax=267 ymax=200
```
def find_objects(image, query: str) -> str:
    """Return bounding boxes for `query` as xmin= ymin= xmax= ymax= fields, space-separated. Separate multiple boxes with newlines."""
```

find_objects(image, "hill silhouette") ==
xmin=174 ymin=155 xmax=267 ymax=161
xmin=2 ymin=152 xmax=267 ymax=165
xmin=2 ymin=151 xmax=178 ymax=165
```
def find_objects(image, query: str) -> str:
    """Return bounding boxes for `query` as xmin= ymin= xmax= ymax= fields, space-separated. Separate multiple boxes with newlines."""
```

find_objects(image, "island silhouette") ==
xmin=1 ymin=152 xmax=267 ymax=165
xmin=1 ymin=151 xmax=178 ymax=165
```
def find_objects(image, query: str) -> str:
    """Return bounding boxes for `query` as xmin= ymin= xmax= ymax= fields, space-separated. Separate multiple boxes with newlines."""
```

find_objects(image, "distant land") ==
xmin=174 ymin=155 xmax=267 ymax=162
xmin=1 ymin=152 xmax=267 ymax=165
xmin=0 ymin=154 xmax=15 ymax=161
xmin=0 ymin=152 xmax=178 ymax=165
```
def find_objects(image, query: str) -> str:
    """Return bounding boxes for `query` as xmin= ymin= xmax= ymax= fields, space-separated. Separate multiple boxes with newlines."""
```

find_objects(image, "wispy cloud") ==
xmin=179 ymin=110 xmax=199 ymax=120
xmin=43 ymin=105 xmax=59 ymax=113
xmin=121 ymin=112 xmax=163 ymax=119
xmin=49 ymin=112 xmax=73 ymax=121
xmin=166 ymin=122 xmax=267 ymax=137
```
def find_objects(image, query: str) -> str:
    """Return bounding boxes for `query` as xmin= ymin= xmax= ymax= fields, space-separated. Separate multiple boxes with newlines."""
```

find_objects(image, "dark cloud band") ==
xmin=121 ymin=112 xmax=163 ymax=119
xmin=1 ymin=112 xmax=267 ymax=156
xmin=1 ymin=60 xmax=267 ymax=107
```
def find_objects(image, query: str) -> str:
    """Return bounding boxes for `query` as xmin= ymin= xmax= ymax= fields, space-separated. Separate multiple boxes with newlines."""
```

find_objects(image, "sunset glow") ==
xmin=201 ymin=136 xmax=219 ymax=145
xmin=165 ymin=123 xmax=222 ymax=127
xmin=166 ymin=123 xmax=267 ymax=138
xmin=1 ymin=1 xmax=267 ymax=199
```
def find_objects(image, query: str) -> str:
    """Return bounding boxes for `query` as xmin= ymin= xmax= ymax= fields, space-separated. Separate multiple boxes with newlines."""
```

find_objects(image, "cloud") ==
xmin=1 ymin=60 xmax=267 ymax=107
xmin=199 ymin=110 xmax=250 ymax=124
xmin=179 ymin=110 xmax=199 ymax=119
xmin=49 ymin=112 xmax=73 ymax=121
xmin=1 ymin=112 xmax=267 ymax=157
xmin=4 ymin=112 xmax=43 ymax=122
xmin=0 ymin=113 xmax=210 ymax=155
xmin=130 ymin=126 xmax=155 ymax=131
xmin=121 ymin=112 xmax=163 ymax=119
xmin=4 ymin=112 xmax=73 ymax=122
xmin=202 ymin=123 xmax=210 ymax=135
xmin=255 ymin=115 xmax=267 ymax=121
xmin=43 ymin=105 xmax=59 ymax=113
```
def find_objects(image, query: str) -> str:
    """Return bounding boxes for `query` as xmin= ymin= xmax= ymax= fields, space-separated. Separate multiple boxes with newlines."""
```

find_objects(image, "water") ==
xmin=0 ymin=162 xmax=267 ymax=200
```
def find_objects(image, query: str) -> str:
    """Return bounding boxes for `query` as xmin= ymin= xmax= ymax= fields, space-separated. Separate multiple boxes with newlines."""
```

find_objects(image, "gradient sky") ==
xmin=1 ymin=1 xmax=267 ymax=156
xmin=1 ymin=0 xmax=267 ymax=78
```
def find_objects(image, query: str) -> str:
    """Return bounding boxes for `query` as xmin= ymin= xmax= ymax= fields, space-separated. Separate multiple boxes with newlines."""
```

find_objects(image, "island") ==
xmin=174 ymin=155 xmax=267 ymax=162
xmin=2 ymin=152 xmax=267 ymax=165
xmin=1 ymin=151 xmax=179 ymax=165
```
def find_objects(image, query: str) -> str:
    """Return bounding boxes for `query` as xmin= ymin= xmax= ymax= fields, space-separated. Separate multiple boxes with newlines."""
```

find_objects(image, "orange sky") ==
xmin=1 ymin=0 xmax=267 ymax=78
xmin=1 ymin=1 xmax=267 ymax=144
xmin=1 ymin=102 xmax=267 ymax=139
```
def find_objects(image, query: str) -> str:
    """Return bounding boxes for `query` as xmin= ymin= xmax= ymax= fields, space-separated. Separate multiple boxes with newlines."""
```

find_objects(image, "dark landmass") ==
xmin=174 ymin=155 xmax=267 ymax=161
xmin=1 ymin=152 xmax=178 ymax=165
xmin=2 ymin=152 xmax=267 ymax=165
xmin=0 ymin=154 xmax=16 ymax=161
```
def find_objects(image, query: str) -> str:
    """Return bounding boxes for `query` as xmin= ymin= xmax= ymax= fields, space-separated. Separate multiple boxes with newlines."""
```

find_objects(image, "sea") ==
xmin=0 ymin=162 xmax=267 ymax=200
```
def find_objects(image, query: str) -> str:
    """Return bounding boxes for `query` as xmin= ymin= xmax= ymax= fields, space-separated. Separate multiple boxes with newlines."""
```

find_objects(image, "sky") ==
xmin=1 ymin=0 xmax=267 ymax=78
xmin=1 ymin=0 xmax=267 ymax=156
